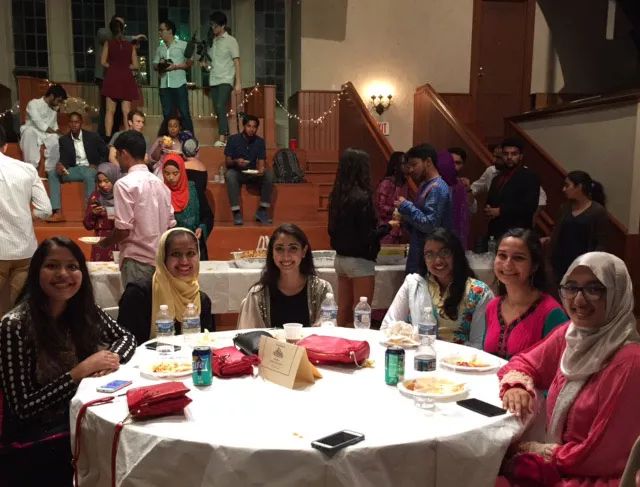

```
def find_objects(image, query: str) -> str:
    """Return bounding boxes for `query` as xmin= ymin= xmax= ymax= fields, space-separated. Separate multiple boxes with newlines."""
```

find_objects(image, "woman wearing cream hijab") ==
xmin=118 ymin=228 xmax=213 ymax=343
xmin=495 ymin=252 xmax=640 ymax=486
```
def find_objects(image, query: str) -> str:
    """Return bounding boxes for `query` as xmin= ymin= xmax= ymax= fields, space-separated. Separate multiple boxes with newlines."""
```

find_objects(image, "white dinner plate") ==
xmin=439 ymin=354 xmax=499 ymax=372
xmin=398 ymin=376 xmax=468 ymax=400
xmin=79 ymin=236 xmax=104 ymax=245
xmin=140 ymin=361 xmax=193 ymax=379
xmin=242 ymin=169 xmax=259 ymax=174
xmin=379 ymin=339 xmax=419 ymax=349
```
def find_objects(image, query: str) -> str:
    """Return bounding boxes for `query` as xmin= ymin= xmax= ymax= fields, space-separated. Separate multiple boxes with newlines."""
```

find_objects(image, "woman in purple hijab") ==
xmin=438 ymin=151 xmax=471 ymax=248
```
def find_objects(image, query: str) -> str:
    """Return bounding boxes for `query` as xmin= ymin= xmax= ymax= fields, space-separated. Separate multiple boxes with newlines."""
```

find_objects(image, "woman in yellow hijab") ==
xmin=118 ymin=228 xmax=213 ymax=343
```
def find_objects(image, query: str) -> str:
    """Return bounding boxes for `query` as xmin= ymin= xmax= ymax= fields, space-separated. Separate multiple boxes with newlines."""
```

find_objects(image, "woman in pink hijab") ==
xmin=497 ymin=252 xmax=640 ymax=486
xmin=437 ymin=151 xmax=471 ymax=248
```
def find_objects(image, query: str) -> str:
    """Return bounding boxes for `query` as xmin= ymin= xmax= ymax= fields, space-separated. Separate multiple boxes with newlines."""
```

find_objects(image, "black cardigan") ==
xmin=117 ymin=278 xmax=213 ymax=345
xmin=328 ymin=188 xmax=391 ymax=262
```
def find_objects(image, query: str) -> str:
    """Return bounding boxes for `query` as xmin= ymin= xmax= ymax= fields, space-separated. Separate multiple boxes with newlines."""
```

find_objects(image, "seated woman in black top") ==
xmin=237 ymin=223 xmax=333 ymax=329
xmin=328 ymin=148 xmax=395 ymax=326
xmin=0 ymin=237 xmax=135 ymax=487
xmin=118 ymin=228 xmax=213 ymax=344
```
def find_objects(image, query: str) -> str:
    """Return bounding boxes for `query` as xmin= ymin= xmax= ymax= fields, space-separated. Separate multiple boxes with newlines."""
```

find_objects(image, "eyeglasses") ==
xmin=424 ymin=249 xmax=452 ymax=261
xmin=559 ymin=284 xmax=606 ymax=302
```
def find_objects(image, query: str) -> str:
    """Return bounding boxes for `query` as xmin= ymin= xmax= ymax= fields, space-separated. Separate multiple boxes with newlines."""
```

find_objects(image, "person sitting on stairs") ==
xmin=46 ymin=112 xmax=109 ymax=223
xmin=224 ymin=114 xmax=274 ymax=225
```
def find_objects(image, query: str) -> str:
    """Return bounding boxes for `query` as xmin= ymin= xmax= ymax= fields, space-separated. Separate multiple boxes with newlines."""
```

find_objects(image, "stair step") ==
xmin=307 ymin=161 xmax=338 ymax=172
xmin=317 ymin=183 xmax=333 ymax=196
xmin=305 ymin=171 xmax=336 ymax=184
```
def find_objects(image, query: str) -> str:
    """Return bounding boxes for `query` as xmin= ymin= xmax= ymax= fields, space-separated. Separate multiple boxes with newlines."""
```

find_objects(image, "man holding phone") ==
xmin=224 ymin=114 xmax=274 ymax=225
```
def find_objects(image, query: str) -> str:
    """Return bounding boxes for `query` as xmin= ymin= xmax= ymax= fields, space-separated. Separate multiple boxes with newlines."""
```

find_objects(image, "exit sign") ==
xmin=378 ymin=122 xmax=390 ymax=136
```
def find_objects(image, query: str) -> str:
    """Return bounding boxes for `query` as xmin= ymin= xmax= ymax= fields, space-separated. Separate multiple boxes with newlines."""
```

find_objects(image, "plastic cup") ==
xmin=283 ymin=323 xmax=303 ymax=344
xmin=112 ymin=251 xmax=120 ymax=265
xmin=106 ymin=207 xmax=115 ymax=219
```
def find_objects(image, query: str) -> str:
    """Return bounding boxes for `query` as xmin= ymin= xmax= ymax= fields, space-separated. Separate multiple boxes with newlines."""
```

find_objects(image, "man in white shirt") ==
xmin=19 ymin=84 xmax=67 ymax=170
xmin=46 ymin=112 xmax=108 ymax=223
xmin=0 ymin=126 xmax=52 ymax=315
xmin=207 ymin=11 xmax=241 ymax=147
xmin=153 ymin=19 xmax=194 ymax=135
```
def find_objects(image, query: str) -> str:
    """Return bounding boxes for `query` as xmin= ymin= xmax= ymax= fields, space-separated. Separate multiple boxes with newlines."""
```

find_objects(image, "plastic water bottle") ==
xmin=182 ymin=303 xmax=201 ymax=346
xmin=488 ymin=236 xmax=497 ymax=255
xmin=156 ymin=304 xmax=175 ymax=357
xmin=415 ymin=306 xmax=437 ymax=372
xmin=354 ymin=297 xmax=372 ymax=329
xmin=319 ymin=293 xmax=338 ymax=327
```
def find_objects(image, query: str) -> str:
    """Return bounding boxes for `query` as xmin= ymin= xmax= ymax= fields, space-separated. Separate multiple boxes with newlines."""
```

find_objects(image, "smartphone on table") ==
xmin=456 ymin=398 xmax=507 ymax=417
xmin=311 ymin=430 xmax=365 ymax=454
xmin=96 ymin=380 xmax=133 ymax=393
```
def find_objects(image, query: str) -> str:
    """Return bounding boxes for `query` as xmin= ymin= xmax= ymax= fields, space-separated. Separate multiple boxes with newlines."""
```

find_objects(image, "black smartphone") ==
xmin=311 ymin=430 xmax=365 ymax=454
xmin=457 ymin=398 xmax=507 ymax=417
xmin=145 ymin=341 xmax=181 ymax=352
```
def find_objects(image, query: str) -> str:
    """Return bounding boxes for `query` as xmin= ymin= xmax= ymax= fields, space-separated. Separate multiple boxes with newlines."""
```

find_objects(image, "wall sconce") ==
xmin=370 ymin=94 xmax=392 ymax=115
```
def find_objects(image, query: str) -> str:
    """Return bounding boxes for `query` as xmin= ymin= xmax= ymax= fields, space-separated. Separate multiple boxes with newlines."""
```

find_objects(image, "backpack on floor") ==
xmin=273 ymin=149 xmax=305 ymax=183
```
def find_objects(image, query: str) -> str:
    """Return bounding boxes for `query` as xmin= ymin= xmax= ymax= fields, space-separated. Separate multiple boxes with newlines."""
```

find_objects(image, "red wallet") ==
xmin=212 ymin=346 xmax=260 ymax=378
xmin=297 ymin=335 xmax=370 ymax=366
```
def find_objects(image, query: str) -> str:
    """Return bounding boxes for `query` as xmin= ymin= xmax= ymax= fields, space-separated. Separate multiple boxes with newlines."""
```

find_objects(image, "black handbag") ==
xmin=233 ymin=330 xmax=274 ymax=355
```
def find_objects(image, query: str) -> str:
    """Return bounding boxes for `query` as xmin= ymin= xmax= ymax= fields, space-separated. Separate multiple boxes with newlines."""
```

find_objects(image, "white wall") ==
xmin=519 ymin=103 xmax=640 ymax=231
xmin=299 ymin=0 xmax=474 ymax=151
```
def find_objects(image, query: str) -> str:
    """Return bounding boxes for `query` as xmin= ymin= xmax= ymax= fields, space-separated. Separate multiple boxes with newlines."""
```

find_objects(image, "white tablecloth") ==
xmin=88 ymin=257 xmax=496 ymax=314
xmin=71 ymin=328 xmax=521 ymax=487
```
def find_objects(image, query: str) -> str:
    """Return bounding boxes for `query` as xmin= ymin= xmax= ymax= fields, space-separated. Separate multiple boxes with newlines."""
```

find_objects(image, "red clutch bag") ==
xmin=297 ymin=335 xmax=370 ymax=366
xmin=212 ymin=346 xmax=260 ymax=378
xmin=74 ymin=382 xmax=192 ymax=487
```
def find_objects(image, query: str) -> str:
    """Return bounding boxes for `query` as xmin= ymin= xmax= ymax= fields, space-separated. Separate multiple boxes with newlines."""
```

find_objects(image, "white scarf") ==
xmin=547 ymin=252 xmax=640 ymax=443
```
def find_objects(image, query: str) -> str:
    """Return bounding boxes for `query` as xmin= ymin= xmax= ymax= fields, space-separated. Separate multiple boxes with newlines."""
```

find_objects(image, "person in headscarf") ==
xmin=438 ymin=151 xmax=472 ymax=249
xmin=83 ymin=162 xmax=122 ymax=261
xmin=162 ymin=153 xmax=209 ymax=260
xmin=182 ymin=136 xmax=213 ymax=260
xmin=496 ymin=252 xmax=640 ymax=487
xmin=117 ymin=228 xmax=213 ymax=344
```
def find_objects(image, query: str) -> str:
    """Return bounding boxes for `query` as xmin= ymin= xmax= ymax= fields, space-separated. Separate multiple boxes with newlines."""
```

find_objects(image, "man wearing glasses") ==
xmin=206 ymin=11 xmax=241 ymax=147
xmin=153 ymin=20 xmax=195 ymax=136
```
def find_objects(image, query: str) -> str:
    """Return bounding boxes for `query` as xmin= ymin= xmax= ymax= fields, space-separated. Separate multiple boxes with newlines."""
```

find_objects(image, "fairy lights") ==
xmin=275 ymin=84 xmax=347 ymax=125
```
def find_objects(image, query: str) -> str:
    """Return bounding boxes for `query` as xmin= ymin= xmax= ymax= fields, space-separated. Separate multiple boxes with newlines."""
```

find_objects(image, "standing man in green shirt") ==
xmin=208 ymin=11 xmax=241 ymax=147
xmin=153 ymin=19 xmax=195 ymax=136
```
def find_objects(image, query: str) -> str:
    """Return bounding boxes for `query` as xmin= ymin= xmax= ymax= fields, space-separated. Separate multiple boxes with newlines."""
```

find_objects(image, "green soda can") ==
xmin=385 ymin=346 xmax=405 ymax=385
xmin=192 ymin=346 xmax=213 ymax=386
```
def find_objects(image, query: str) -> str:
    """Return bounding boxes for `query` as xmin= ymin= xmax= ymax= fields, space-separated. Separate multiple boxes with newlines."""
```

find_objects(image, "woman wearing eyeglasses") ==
xmin=483 ymin=228 xmax=567 ymax=359
xmin=382 ymin=227 xmax=493 ymax=348
xmin=496 ymin=252 xmax=640 ymax=487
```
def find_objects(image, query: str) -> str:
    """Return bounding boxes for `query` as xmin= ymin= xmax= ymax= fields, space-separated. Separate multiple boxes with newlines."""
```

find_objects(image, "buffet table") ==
xmin=70 ymin=328 xmax=520 ymax=487
xmin=88 ymin=254 xmax=496 ymax=314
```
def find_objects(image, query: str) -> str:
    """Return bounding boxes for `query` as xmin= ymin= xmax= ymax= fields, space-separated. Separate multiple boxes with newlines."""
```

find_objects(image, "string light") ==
xmin=275 ymin=84 xmax=347 ymax=125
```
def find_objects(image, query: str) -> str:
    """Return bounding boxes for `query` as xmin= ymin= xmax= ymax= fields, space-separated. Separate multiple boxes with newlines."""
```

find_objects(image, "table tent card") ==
xmin=258 ymin=336 xmax=316 ymax=389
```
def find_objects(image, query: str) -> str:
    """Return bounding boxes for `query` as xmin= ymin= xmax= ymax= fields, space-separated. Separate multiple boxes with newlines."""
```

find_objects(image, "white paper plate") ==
xmin=140 ymin=361 xmax=192 ymax=379
xmin=439 ymin=354 xmax=499 ymax=372
xmin=379 ymin=339 xmax=419 ymax=349
xmin=242 ymin=169 xmax=259 ymax=174
xmin=398 ymin=376 xmax=468 ymax=400
xmin=79 ymin=236 xmax=104 ymax=244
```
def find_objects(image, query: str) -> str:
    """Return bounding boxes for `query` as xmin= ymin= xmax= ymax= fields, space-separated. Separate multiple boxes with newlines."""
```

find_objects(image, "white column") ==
xmin=105 ymin=0 xmax=115 ymax=20
xmin=149 ymin=0 xmax=160 ymax=86
xmin=234 ymin=0 xmax=255 ymax=87
xmin=0 ymin=3 xmax=16 ymax=99
xmin=45 ymin=0 xmax=75 ymax=82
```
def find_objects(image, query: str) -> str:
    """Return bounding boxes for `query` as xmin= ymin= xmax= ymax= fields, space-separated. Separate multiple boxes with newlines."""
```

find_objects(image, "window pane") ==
xmin=71 ymin=0 xmax=104 ymax=82
xmin=115 ymin=0 xmax=149 ymax=83
xmin=255 ymin=0 xmax=286 ymax=99
xmin=12 ymin=0 xmax=49 ymax=79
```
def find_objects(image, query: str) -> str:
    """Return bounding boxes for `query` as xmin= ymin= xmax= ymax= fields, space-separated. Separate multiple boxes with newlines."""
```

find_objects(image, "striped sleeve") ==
xmin=96 ymin=306 xmax=137 ymax=362
xmin=0 ymin=314 xmax=77 ymax=421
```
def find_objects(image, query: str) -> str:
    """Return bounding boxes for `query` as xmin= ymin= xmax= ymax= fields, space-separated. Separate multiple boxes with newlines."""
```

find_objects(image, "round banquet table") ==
xmin=70 ymin=328 xmax=521 ymax=487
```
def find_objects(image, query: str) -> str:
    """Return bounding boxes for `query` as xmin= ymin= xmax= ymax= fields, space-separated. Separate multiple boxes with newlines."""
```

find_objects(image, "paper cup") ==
xmin=283 ymin=323 xmax=303 ymax=343
xmin=112 ymin=251 xmax=120 ymax=265
xmin=106 ymin=207 xmax=115 ymax=219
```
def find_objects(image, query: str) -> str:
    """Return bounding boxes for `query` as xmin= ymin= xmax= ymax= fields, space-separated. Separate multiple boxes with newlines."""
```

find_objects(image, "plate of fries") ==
xmin=141 ymin=360 xmax=192 ymax=378
xmin=439 ymin=354 xmax=498 ymax=372
xmin=398 ymin=375 xmax=468 ymax=399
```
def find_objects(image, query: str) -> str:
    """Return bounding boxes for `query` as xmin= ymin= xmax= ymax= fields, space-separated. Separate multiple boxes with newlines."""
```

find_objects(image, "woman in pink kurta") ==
xmin=83 ymin=163 xmax=121 ymax=261
xmin=497 ymin=252 xmax=640 ymax=487
xmin=375 ymin=151 xmax=412 ymax=244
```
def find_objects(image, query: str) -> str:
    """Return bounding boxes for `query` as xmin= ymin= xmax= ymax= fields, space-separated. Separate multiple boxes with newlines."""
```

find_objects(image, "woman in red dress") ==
xmin=101 ymin=17 xmax=139 ymax=138
xmin=83 ymin=163 xmax=122 ymax=261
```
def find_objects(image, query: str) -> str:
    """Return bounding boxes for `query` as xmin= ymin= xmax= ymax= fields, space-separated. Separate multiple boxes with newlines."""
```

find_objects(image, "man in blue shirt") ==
xmin=395 ymin=143 xmax=453 ymax=274
xmin=224 ymin=115 xmax=274 ymax=225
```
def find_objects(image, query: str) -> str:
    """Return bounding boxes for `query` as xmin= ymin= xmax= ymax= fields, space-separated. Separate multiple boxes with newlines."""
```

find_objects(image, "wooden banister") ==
xmin=338 ymin=81 xmax=394 ymax=187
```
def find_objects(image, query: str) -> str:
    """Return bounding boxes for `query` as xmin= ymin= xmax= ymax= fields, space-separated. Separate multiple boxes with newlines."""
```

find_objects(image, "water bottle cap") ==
xmin=326 ymin=293 xmax=334 ymax=299
xmin=359 ymin=297 xmax=367 ymax=302
xmin=160 ymin=304 xmax=168 ymax=310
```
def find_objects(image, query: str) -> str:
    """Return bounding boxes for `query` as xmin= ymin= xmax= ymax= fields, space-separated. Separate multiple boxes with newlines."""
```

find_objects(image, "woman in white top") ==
xmin=382 ymin=227 xmax=493 ymax=349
